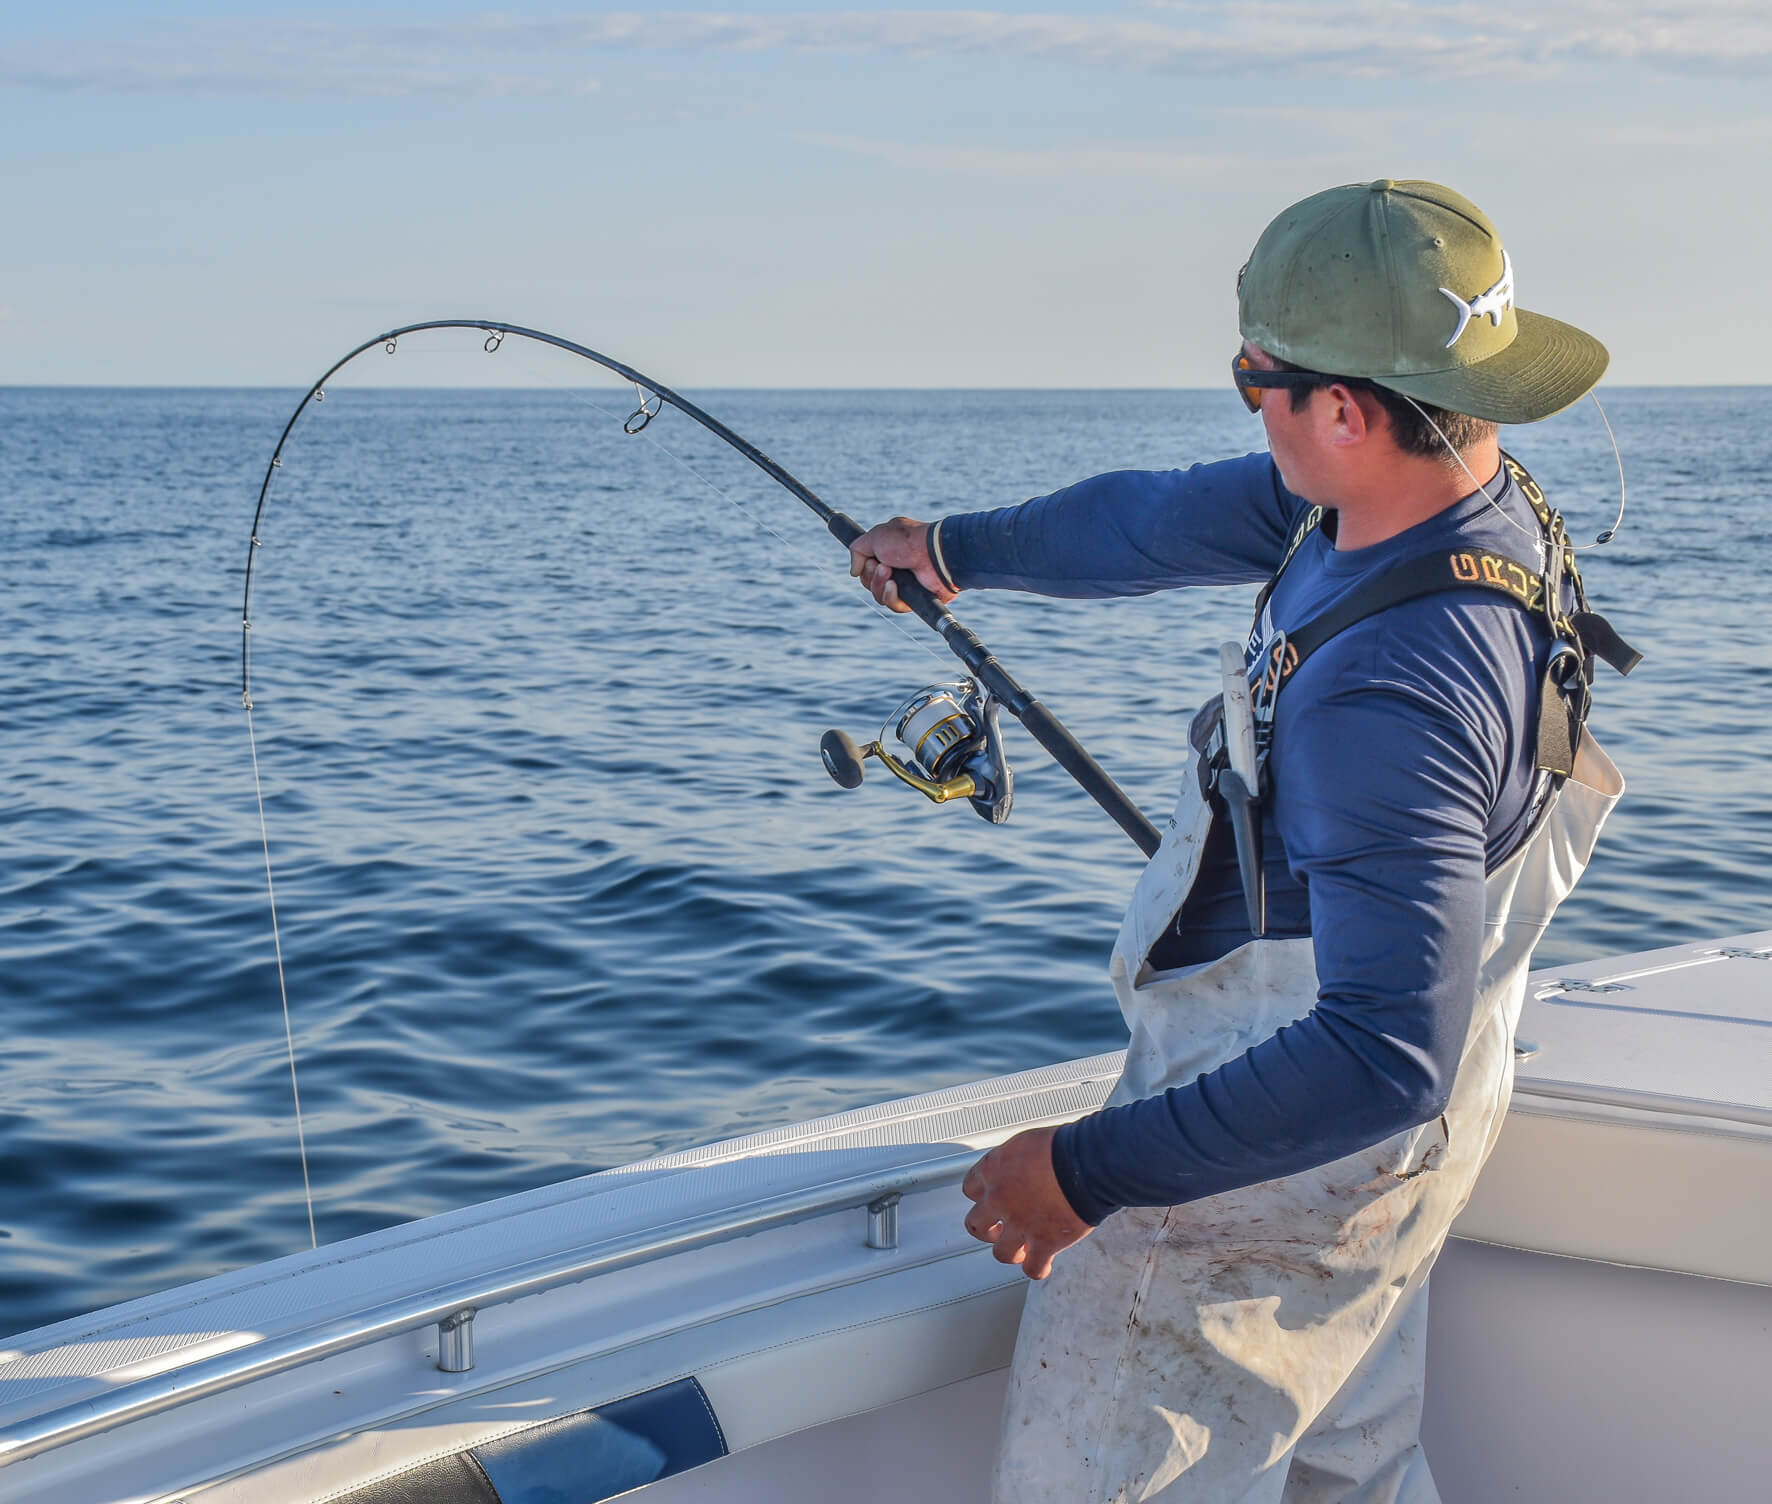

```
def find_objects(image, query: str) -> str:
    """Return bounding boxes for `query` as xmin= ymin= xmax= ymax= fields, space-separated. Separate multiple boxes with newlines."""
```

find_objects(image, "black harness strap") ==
xmin=1249 ymin=455 xmax=1640 ymax=779
xmin=1252 ymin=547 xmax=1595 ymax=776
xmin=1272 ymin=547 xmax=1550 ymax=676
xmin=1570 ymin=609 xmax=1643 ymax=677
xmin=1249 ymin=503 xmax=1326 ymax=623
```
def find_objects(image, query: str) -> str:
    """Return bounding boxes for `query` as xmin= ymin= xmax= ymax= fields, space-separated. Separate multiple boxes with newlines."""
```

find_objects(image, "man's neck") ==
xmin=1328 ymin=437 xmax=1503 ymax=552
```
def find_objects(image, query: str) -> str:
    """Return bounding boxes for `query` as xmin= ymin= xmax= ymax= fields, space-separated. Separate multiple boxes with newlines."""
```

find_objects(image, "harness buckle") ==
xmin=1189 ymin=644 xmax=1269 ymax=938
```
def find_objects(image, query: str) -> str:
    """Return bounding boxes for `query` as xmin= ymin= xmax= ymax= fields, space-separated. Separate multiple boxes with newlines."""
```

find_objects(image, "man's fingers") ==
xmin=963 ymin=1172 xmax=1012 ymax=1246
xmin=847 ymin=516 xmax=950 ymax=615
xmin=967 ymin=1212 xmax=1059 ymax=1276
xmin=855 ymin=557 xmax=908 ymax=612
xmin=963 ymin=1202 xmax=1003 ymax=1242
xmin=981 ymin=1227 xmax=1054 ymax=1279
xmin=992 ymin=1237 xmax=1028 ymax=1267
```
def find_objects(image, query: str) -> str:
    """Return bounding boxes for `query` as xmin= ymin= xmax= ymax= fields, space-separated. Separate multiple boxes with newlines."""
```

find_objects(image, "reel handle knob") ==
xmin=820 ymin=729 xmax=867 ymax=790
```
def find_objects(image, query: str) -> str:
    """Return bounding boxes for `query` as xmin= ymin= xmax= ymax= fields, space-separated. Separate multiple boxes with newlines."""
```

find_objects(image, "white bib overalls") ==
xmin=992 ymin=720 xmax=1622 ymax=1503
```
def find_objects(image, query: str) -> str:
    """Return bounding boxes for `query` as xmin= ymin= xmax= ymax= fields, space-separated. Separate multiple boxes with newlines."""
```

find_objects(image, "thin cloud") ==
xmin=1144 ymin=0 xmax=1772 ymax=61
xmin=1593 ymin=115 xmax=1772 ymax=147
xmin=0 ymin=31 xmax=603 ymax=97
xmin=799 ymin=133 xmax=1237 ymax=177
xmin=2 ymin=6 xmax=1768 ymax=96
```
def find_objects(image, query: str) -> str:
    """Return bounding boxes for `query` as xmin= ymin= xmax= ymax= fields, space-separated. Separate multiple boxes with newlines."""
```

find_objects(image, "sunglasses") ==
xmin=1231 ymin=350 xmax=1328 ymax=414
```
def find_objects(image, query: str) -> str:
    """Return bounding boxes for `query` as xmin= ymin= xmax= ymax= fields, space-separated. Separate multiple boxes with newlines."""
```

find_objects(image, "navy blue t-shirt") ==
xmin=936 ymin=452 xmax=1559 ymax=1223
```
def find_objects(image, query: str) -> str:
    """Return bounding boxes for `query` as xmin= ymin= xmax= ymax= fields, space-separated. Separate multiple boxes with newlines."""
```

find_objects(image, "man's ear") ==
xmin=1324 ymin=382 xmax=1375 ymax=448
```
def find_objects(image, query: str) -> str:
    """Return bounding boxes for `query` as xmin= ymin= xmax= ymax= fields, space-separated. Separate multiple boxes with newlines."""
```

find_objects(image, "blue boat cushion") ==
xmin=472 ymin=1377 xmax=728 ymax=1503
xmin=328 ymin=1377 xmax=728 ymax=1504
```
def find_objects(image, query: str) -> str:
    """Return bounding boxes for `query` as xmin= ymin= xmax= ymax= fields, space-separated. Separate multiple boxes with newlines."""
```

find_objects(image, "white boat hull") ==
xmin=3 ymin=934 xmax=1768 ymax=1503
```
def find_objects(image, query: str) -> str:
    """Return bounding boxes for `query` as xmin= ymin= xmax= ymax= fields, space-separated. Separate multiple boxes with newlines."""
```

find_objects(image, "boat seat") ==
xmin=326 ymin=1377 xmax=726 ymax=1504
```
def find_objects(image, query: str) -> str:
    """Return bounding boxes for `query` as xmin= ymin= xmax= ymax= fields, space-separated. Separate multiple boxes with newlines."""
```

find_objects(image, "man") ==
xmin=848 ymin=180 xmax=1628 ymax=1501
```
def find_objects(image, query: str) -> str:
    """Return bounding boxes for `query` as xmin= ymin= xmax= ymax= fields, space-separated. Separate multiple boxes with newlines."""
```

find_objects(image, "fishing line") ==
xmin=243 ymin=496 xmax=318 ymax=1247
xmin=244 ymin=699 xmax=317 ymax=1249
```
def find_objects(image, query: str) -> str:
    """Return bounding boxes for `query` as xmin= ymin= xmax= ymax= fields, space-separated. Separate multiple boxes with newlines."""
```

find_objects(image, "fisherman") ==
xmin=848 ymin=179 xmax=1627 ymax=1502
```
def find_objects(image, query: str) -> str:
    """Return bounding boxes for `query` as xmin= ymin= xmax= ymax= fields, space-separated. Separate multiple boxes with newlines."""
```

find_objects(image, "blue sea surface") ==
xmin=2 ymin=358 xmax=1768 ymax=1337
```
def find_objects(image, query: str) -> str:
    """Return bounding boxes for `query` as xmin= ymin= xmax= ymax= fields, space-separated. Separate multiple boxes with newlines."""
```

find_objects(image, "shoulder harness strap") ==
xmin=1251 ymin=455 xmax=1641 ymax=779
xmin=1249 ymin=502 xmax=1326 ymax=623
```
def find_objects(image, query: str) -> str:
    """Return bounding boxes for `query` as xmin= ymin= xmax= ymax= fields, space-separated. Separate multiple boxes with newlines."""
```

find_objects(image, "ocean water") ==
xmin=3 ymin=358 xmax=1768 ymax=1337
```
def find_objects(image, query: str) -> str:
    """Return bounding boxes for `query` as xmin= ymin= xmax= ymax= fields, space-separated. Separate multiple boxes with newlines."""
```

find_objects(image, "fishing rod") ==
xmin=242 ymin=319 xmax=1161 ymax=857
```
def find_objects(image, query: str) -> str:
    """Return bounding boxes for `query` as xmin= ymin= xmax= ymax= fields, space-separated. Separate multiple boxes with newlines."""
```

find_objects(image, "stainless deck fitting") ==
xmin=437 ymin=1308 xmax=476 ymax=1373
xmin=866 ymin=1192 xmax=902 ymax=1250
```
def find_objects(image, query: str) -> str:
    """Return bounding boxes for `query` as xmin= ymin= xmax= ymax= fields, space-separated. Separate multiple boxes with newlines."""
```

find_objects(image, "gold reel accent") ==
xmin=859 ymin=742 xmax=978 ymax=804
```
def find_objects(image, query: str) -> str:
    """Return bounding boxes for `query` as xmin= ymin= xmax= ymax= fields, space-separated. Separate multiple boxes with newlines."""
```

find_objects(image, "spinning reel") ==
xmin=821 ymin=679 xmax=1014 ymax=824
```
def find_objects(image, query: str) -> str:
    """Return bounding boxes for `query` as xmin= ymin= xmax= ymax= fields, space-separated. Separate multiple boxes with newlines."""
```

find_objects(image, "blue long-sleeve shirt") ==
xmin=936 ymin=453 xmax=1557 ymax=1223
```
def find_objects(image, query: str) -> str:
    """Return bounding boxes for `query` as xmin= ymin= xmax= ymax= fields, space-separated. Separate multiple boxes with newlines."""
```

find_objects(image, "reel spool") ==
xmin=821 ymin=679 xmax=1014 ymax=824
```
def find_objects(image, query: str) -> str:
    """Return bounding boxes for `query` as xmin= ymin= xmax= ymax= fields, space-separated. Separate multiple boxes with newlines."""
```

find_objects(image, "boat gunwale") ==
xmin=0 ymin=1147 xmax=979 ymax=1470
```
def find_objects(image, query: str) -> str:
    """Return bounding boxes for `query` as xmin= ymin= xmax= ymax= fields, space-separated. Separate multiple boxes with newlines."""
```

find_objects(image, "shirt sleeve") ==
xmin=1050 ymin=619 xmax=1510 ymax=1222
xmin=935 ymin=452 xmax=1299 ymax=598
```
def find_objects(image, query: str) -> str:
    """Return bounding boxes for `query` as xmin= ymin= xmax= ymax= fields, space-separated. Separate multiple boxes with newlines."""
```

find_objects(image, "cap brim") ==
xmin=1374 ymin=310 xmax=1609 ymax=424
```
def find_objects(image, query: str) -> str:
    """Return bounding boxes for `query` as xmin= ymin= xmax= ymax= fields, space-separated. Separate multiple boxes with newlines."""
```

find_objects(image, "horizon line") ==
xmin=4 ymin=381 xmax=1767 ymax=394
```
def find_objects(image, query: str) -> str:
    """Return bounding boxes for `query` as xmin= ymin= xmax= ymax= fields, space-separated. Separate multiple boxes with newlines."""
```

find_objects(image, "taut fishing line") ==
xmin=241 ymin=319 xmax=1162 ymax=1241
xmin=243 ymin=697 xmax=317 ymax=1249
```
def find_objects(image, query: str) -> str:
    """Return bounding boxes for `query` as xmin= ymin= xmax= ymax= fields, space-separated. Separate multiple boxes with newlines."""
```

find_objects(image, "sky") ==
xmin=2 ymin=1 xmax=1768 ymax=387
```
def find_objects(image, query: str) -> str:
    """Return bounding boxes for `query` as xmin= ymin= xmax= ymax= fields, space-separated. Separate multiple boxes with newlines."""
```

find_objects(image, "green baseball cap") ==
xmin=1237 ymin=179 xmax=1608 ymax=424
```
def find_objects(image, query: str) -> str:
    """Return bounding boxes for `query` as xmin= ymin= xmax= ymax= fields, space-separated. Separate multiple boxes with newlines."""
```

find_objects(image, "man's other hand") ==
xmin=961 ymin=1127 xmax=1094 ymax=1281
xmin=848 ymin=517 xmax=958 ymax=614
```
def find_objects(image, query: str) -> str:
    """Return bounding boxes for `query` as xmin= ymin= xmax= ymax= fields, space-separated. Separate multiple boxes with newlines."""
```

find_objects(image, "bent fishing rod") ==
xmin=241 ymin=319 xmax=1161 ymax=857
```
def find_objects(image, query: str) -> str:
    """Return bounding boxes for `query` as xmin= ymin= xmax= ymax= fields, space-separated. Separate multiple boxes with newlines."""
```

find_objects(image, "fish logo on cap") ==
xmin=1439 ymin=249 xmax=1515 ymax=349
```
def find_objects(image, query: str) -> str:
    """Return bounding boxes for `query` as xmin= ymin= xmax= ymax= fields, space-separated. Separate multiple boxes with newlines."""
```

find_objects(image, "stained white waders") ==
xmin=990 ymin=465 xmax=1641 ymax=1503
xmin=992 ymin=724 xmax=1621 ymax=1504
